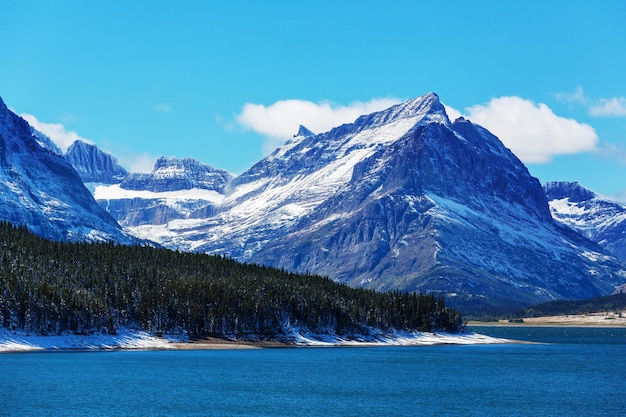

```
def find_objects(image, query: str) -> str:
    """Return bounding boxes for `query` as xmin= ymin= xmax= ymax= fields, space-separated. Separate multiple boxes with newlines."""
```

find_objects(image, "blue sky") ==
xmin=2 ymin=1 xmax=625 ymax=199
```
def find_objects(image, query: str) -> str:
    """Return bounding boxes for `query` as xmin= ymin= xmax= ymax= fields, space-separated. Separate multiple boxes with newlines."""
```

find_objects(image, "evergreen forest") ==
xmin=0 ymin=221 xmax=463 ymax=340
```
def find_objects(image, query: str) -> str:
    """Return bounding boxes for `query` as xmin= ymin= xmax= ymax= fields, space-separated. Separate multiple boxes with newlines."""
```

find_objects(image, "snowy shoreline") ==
xmin=0 ymin=328 xmax=516 ymax=352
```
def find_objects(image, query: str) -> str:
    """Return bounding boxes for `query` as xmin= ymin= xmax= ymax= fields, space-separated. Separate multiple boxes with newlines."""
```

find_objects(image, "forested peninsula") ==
xmin=0 ymin=221 xmax=463 ymax=340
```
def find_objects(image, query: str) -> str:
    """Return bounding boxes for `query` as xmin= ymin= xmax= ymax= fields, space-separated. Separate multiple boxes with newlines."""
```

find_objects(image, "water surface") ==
xmin=2 ymin=327 xmax=624 ymax=416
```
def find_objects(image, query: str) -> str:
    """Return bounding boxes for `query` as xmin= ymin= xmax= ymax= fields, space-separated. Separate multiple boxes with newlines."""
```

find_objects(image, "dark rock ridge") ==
xmin=295 ymin=125 xmax=315 ymax=138
xmin=65 ymin=140 xmax=128 ymax=183
xmin=544 ymin=181 xmax=626 ymax=261
xmin=0 ymin=96 xmax=134 ymax=243
xmin=31 ymin=128 xmax=63 ymax=155
xmin=120 ymin=156 xmax=233 ymax=193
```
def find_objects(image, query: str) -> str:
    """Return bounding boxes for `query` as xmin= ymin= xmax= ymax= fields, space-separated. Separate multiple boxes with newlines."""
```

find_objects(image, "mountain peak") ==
xmin=544 ymin=181 xmax=596 ymax=202
xmin=153 ymin=156 xmax=207 ymax=171
xmin=294 ymin=125 xmax=315 ymax=138
xmin=351 ymin=92 xmax=449 ymax=132
xmin=545 ymin=181 xmax=626 ymax=262
xmin=0 ymin=99 xmax=133 ymax=243
xmin=65 ymin=140 xmax=128 ymax=184
xmin=120 ymin=156 xmax=233 ymax=192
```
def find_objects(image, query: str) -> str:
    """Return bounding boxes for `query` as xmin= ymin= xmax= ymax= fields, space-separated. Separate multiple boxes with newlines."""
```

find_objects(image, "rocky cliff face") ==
xmin=120 ymin=156 xmax=233 ymax=192
xmin=92 ymin=157 xmax=231 ymax=242
xmin=544 ymin=181 xmax=626 ymax=261
xmin=0 ymin=97 xmax=134 ymax=243
xmin=65 ymin=140 xmax=128 ymax=183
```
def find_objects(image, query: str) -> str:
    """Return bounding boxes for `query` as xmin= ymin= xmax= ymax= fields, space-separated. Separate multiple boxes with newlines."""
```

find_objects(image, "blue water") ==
xmin=1 ymin=327 xmax=625 ymax=417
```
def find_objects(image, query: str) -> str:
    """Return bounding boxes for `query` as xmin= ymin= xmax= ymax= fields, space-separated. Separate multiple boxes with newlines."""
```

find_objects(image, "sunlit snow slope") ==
xmin=545 ymin=181 xmax=626 ymax=262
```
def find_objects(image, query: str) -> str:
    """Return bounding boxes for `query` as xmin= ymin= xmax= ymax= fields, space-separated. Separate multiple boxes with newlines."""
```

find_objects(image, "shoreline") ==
xmin=169 ymin=337 xmax=291 ymax=350
xmin=467 ymin=312 xmax=626 ymax=328
xmin=4 ymin=312 xmax=623 ymax=352
xmin=0 ymin=329 xmax=518 ymax=353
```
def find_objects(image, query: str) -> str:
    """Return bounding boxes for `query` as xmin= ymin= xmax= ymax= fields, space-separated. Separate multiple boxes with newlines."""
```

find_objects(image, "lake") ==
xmin=1 ymin=327 xmax=624 ymax=417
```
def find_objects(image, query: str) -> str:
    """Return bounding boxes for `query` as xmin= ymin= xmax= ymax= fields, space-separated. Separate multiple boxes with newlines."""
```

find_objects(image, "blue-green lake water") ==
xmin=2 ymin=327 xmax=625 ymax=416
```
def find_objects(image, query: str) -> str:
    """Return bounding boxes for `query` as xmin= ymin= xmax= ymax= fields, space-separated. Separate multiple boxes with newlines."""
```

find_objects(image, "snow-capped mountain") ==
xmin=92 ymin=157 xmax=232 ymax=239
xmin=0 ymin=96 xmax=134 ymax=243
xmin=544 ymin=181 xmax=626 ymax=261
xmin=16 ymin=92 xmax=623 ymax=313
xmin=65 ymin=140 xmax=128 ymax=183
xmin=90 ymin=92 xmax=624 ymax=313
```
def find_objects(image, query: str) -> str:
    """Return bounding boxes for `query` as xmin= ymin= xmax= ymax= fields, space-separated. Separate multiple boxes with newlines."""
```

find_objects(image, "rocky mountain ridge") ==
xmin=0 ymin=97 xmax=134 ymax=243
xmin=89 ymin=157 xmax=230 ymax=232
xmin=65 ymin=140 xmax=128 ymax=183
xmin=544 ymin=181 xmax=626 ymax=261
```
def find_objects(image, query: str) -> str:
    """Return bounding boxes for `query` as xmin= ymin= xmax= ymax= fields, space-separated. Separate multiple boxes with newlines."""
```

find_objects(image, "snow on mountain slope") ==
xmin=91 ymin=157 xmax=232 ymax=239
xmin=241 ymin=107 xmax=625 ymax=313
xmin=131 ymin=94 xmax=449 ymax=254
xmin=0 ymin=96 xmax=134 ymax=243
xmin=544 ymin=181 xmax=626 ymax=261
xmin=60 ymin=93 xmax=625 ymax=313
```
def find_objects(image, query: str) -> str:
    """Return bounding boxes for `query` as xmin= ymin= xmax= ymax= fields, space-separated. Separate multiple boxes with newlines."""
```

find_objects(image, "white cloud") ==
xmin=118 ymin=152 xmax=157 ymax=173
xmin=20 ymin=113 xmax=90 ymax=152
xmin=554 ymin=86 xmax=587 ymax=105
xmin=595 ymin=143 xmax=626 ymax=166
xmin=464 ymin=97 xmax=598 ymax=163
xmin=613 ymin=189 xmax=626 ymax=203
xmin=235 ymin=94 xmax=601 ymax=164
xmin=236 ymin=97 xmax=401 ymax=153
xmin=442 ymin=103 xmax=462 ymax=122
xmin=589 ymin=97 xmax=626 ymax=117
xmin=555 ymin=87 xmax=626 ymax=118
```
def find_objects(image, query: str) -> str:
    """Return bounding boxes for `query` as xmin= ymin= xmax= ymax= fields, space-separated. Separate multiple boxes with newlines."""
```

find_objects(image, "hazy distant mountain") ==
xmin=544 ymin=181 xmax=626 ymax=261
xmin=92 ymin=157 xmax=233 ymax=246
xmin=87 ymin=93 xmax=624 ymax=313
xmin=0 ymin=96 xmax=134 ymax=243
xmin=119 ymin=156 xmax=233 ymax=193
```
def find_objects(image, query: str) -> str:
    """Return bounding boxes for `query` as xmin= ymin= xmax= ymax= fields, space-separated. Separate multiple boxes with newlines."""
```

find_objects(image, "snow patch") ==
xmin=0 ymin=327 xmax=512 ymax=352
xmin=92 ymin=184 xmax=225 ymax=203
xmin=287 ymin=328 xmax=514 ymax=347
xmin=0 ymin=328 xmax=186 ymax=352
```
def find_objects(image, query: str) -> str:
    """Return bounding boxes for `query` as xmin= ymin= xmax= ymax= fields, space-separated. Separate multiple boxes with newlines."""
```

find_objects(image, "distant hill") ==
xmin=515 ymin=293 xmax=625 ymax=318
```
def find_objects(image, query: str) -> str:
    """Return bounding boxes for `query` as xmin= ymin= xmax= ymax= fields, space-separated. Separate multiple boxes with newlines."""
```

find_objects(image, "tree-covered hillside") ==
xmin=0 ymin=221 xmax=463 ymax=339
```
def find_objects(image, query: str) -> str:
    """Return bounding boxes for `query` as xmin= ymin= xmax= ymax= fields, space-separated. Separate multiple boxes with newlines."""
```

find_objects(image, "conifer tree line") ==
xmin=0 ymin=221 xmax=463 ymax=338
